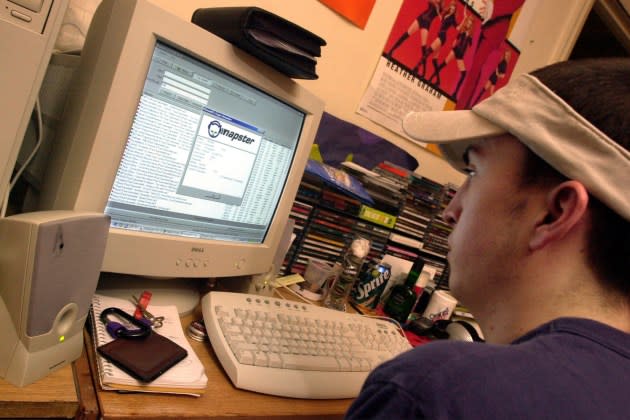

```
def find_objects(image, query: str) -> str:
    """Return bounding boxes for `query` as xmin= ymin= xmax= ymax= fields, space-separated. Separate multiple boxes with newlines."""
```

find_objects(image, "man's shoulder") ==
xmin=372 ymin=317 xmax=630 ymax=388
xmin=349 ymin=319 xmax=630 ymax=419
xmin=378 ymin=340 xmax=513 ymax=384
xmin=354 ymin=341 xmax=522 ymax=418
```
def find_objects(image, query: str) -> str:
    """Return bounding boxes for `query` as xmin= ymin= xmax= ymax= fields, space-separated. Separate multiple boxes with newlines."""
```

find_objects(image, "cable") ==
xmin=0 ymin=98 xmax=44 ymax=218
xmin=361 ymin=314 xmax=406 ymax=336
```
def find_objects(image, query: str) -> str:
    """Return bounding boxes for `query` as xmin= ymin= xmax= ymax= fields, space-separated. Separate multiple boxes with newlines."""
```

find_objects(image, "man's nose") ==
xmin=442 ymin=193 xmax=461 ymax=226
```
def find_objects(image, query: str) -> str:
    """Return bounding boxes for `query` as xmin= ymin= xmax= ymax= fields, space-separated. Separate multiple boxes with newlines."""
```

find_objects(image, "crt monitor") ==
xmin=37 ymin=0 xmax=324 ymax=306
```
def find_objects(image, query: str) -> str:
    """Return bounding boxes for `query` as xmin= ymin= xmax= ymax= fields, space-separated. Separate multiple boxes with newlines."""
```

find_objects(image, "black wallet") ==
xmin=191 ymin=7 xmax=326 ymax=79
xmin=97 ymin=331 xmax=188 ymax=383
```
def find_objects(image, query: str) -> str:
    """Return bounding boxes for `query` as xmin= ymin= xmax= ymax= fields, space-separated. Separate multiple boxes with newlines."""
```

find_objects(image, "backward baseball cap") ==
xmin=402 ymin=73 xmax=630 ymax=222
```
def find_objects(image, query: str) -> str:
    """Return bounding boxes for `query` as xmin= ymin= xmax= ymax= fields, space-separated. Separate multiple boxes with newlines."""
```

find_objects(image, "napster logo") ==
xmin=207 ymin=119 xmax=257 ymax=145
xmin=208 ymin=120 xmax=222 ymax=138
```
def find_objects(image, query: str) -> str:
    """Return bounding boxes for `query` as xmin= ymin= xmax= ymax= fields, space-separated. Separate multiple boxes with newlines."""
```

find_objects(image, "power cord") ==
xmin=0 ymin=98 xmax=44 ymax=218
xmin=361 ymin=314 xmax=405 ymax=336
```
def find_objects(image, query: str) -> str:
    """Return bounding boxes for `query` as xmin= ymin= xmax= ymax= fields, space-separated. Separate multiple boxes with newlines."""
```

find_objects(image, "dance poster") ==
xmin=358 ymin=0 xmax=535 ymax=149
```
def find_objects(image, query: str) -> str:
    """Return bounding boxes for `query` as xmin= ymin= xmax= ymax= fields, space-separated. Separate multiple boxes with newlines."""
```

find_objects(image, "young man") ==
xmin=346 ymin=58 xmax=630 ymax=419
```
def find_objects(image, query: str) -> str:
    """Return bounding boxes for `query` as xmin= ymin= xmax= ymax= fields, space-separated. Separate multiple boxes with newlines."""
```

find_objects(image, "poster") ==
xmin=314 ymin=112 xmax=419 ymax=171
xmin=318 ymin=0 xmax=377 ymax=29
xmin=358 ymin=0 xmax=532 ymax=147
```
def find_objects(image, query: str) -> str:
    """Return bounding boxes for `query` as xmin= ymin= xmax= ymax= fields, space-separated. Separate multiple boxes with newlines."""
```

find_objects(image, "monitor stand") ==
xmin=96 ymin=272 xmax=206 ymax=316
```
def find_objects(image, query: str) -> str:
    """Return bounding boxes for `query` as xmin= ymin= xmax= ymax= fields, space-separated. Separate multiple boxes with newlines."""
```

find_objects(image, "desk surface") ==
xmin=0 ymin=362 xmax=78 ymax=419
xmin=79 ymin=306 xmax=354 ymax=420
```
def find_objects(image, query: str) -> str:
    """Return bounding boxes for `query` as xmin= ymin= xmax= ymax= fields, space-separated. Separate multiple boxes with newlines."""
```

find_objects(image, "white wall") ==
xmin=147 ymin=0 xmax=592 ymax=186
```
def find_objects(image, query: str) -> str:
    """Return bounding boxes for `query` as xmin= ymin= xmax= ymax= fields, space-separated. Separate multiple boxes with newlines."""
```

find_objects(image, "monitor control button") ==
xmin=10 ymin=9 xmax=32 ymax=22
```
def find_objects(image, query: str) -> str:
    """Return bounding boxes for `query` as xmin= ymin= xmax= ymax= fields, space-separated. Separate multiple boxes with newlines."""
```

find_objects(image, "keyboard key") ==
xmin=282 ymin=354 xmax=340 ymax=371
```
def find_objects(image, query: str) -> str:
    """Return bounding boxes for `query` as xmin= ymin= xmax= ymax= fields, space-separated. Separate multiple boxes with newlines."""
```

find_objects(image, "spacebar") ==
xmin=281 ymin=355 xmax=340 ymax=371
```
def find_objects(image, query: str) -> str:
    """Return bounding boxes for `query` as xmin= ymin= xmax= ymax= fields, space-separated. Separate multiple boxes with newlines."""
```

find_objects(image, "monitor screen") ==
xmin=37 ymin=0 xmax=324 ymax=286
xmin=105 ymin=41 xmax=305 ymax=246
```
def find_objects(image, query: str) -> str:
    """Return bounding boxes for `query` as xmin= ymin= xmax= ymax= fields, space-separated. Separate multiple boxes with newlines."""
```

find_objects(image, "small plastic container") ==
xmin=187 ymin=319 xmax=208 ymax=342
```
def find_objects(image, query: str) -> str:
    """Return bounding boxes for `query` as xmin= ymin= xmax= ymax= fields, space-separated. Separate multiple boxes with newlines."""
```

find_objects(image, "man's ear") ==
xmin=529 ymin=181 xmax=589 ymax=250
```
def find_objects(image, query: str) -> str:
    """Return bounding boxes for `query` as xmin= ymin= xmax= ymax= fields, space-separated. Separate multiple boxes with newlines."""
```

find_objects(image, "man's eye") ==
xmin=464 ymin=167 xmax=477 ymax=177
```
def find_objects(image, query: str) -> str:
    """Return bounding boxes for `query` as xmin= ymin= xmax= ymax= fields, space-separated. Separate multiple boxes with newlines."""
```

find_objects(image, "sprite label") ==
xmin=350 ymin=262 xmax=392 ymax=309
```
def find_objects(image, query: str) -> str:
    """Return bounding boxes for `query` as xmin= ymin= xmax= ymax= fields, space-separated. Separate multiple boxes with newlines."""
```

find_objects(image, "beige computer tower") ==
xmin=0 ymin=0 xmax=69 ymax=208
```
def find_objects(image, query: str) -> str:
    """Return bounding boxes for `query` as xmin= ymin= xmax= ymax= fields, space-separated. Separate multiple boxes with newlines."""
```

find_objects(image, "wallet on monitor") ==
xmin=191 ymin=6 xmax=326 ymax=79
xmin=97 ymin=331 xmax=188 ymax=383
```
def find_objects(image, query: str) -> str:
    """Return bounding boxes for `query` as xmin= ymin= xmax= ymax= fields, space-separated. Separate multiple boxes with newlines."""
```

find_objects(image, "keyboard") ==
xmin=201 ymin=291 xmax=412 ymax=399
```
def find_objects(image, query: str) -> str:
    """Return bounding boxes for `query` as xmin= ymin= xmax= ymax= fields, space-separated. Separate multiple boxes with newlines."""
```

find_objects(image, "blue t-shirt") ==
xmin=346 ymin=318 xmax=630 ymax=419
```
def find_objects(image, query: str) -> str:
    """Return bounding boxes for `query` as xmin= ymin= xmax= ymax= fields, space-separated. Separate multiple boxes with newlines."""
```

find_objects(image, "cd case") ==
xmin=191 ymin=6 xmax=326 ymax=79
xmin=97 ymin=331 xmax=188 ymax=383
xmin=304 ymin=160 xmax=374 ymax=205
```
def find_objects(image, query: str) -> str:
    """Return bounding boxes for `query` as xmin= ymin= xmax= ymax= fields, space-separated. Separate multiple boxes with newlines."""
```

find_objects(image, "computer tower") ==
xmin=0 ymin=0 xmax=69 ymax=209
xmin=0 ymin=211 xmax=109 ymax=386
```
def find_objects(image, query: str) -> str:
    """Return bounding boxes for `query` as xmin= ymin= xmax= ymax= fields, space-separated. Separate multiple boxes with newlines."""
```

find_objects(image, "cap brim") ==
xmin=399 ymin=73 xmax=630 ymax=222
xmin=402 ymin=110 xmax=506 ymax=171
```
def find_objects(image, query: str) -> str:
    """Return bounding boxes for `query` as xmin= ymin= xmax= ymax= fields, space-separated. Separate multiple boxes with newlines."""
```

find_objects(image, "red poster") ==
xmin=384 ymin=0 xmax=522 ymax=109
xmin=358 ymin=0 xmax=533 ymax=149
xmin=319 ymin=0 xmax=377 ymax=29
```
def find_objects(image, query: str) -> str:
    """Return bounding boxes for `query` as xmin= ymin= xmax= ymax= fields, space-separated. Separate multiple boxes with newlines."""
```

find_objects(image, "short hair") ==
xmin=524 ymin=58 xmax=630 ymax=299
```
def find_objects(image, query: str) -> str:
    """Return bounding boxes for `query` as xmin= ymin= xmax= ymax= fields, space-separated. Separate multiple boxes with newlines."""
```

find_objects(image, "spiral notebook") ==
xmin=90 ymin=294 xmax=208 ymax=396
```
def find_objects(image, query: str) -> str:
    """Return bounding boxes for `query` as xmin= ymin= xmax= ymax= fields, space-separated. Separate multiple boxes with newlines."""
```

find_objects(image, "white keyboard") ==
xmin=201 ymin=291 xmax=412 ymax=399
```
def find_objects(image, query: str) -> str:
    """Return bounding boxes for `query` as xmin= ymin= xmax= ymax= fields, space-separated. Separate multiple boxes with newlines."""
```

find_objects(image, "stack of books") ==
xmin=283 ymin=199 xmax=314 ymax=275
xmin=321 ymin=188 xmax=362 ymax=215
xmin=393 ymin=174 xmax=443 ymax=241
xmin=295 ymin=207 xmax=356 ymax=272
xmin=284 ymin=160 xmax=380 ymax=275
xmin=341 ymin=161 xmax=407 ymax=231
xmin=422 ymin=183 xmax=457 ymax=258
xmin=371 ymin=161 xmax=413 ymax=191
xmin=281 ymin=160 xmax=458 ymax=289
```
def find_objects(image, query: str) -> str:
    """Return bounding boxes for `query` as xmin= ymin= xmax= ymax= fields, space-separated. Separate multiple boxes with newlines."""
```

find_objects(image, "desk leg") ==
xmin=72 ymin=332 xmax=100 ymax=420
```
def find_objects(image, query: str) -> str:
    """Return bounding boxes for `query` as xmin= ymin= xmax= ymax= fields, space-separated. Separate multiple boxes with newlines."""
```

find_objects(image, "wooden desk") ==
xmin=78 ymin=305 xmax=354 ymax=419
xmin=0 ymin=362 xmax=78 ymax=419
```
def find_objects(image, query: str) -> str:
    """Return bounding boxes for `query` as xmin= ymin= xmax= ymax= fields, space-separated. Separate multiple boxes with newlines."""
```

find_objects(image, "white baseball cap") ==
xmin=402 ymin=74 xmax=630 ymax=221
